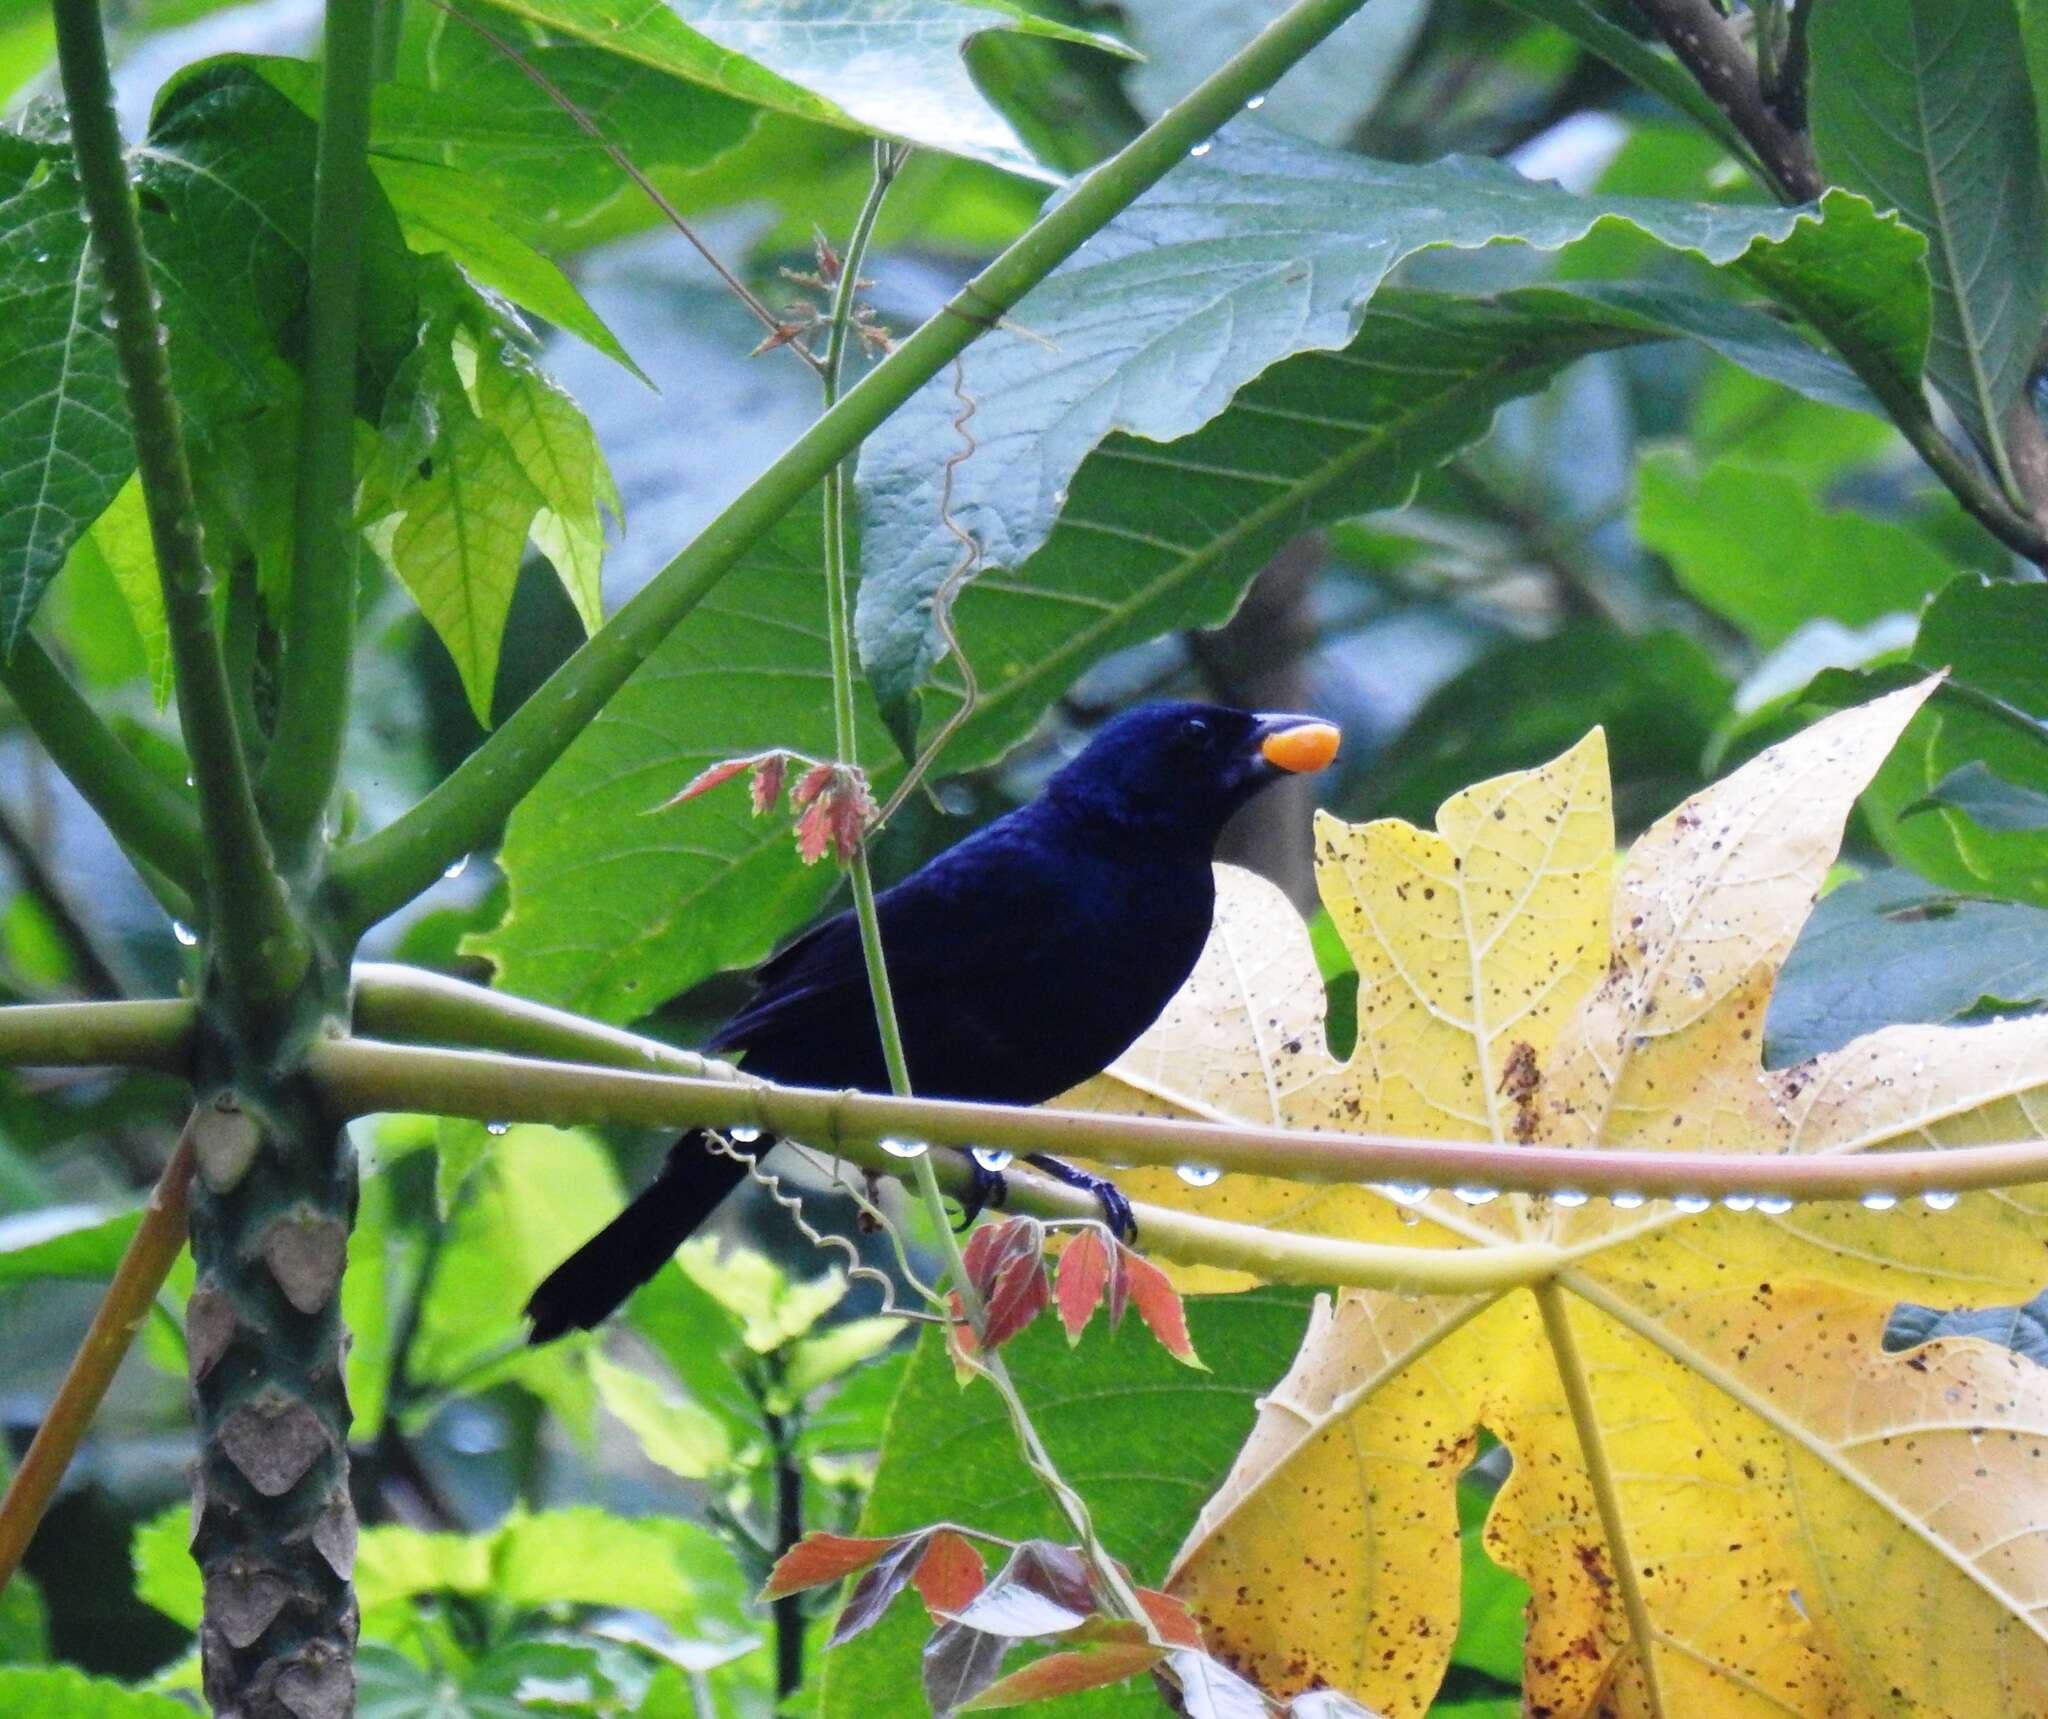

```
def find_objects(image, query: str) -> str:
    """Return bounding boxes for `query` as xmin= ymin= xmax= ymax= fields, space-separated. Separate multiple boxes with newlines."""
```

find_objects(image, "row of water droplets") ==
xmin=1379 ymin=1182 xmax=1958 ymax=1213
xmin=1187 ymin=96 xmax=1265 ymax=160
xmin=451 ymin=1120 xmax=1966 ymax=1212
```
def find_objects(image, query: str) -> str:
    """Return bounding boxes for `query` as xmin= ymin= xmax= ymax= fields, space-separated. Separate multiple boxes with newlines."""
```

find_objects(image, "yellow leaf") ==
xmin=1063 ymin=679 xmax=2048 ymax=1716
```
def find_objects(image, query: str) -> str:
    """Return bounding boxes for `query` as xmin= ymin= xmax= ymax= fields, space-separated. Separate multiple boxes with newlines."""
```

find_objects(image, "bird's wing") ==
xmin=707 ymin=813 xmax=1062 ymax=1056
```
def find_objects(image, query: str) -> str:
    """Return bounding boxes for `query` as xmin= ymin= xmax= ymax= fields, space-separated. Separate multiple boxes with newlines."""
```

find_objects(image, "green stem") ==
xmin=811 ymin=147 xmax=1145 ymax=1624
xmin=303 ymin=1035 xmax=2048 ymax=1206
xmin=1533 ymin=1282 xmax=1669 ymax=1718
xmin=309 ymin=1037 xmax=1564 ymax=1295
xmin=349 ymin=961 xmax=725 ymax=1076
xmin=50 ymin=0 xmax=307 ymax=1005
xmin=0 ymin=998 xmax=194 ymax=1070
xmin=259 ymin=0 xmax=378 ymax=863
xmin=0 ymin=635 xmax=203 ymax=890
xmin=324 ymin=0 xmax=1385 ymax=934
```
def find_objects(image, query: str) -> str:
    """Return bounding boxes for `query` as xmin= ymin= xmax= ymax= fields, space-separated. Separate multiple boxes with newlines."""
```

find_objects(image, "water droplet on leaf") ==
xmin=972 ymin=1148 xmax=1013 ymax=1172
xmin=171 ymin=921 xmax=197 ymax=946
xmin=1610 ymin=1190 xmax=1645 ymax=1209
xmin=881 ymin=1137 xmax=927 ymax=1159
xmin=442 ymin=854 xmax=469 ymax=879
xmin=1756 ymin=1194 xmax=1794 ymax=1215
xmin=1551 ymin=1189 xmax=1589 ymax=1207
xmin=485 ymin=1121 xmax=509 ymax=1136
xmin=1381 ymin=1182 xmax=1430 ymax=1207
xmin=1673 ymin=1193 xmax=1710 ymax=1214
xmin=729 ymin=1125 xmax=761 ymax=1144
xmin=1921 ymin=1189 xmax=1959 ymax=1211
xmin=1451 ymin=1184 xmax=1498 ymax=1205
xmin=1189 ymin=140 xmax=1212 ymax=157
xmin=1176 ymin=1163 xmax=1222 ymax=1187
xmin=1860 ymin=1191 xmax=1897 ymax=1211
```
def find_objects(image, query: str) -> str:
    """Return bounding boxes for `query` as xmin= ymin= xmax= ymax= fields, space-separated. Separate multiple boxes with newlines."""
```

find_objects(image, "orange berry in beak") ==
xmin=1260 ymin=721 xmax=1341 ymax=774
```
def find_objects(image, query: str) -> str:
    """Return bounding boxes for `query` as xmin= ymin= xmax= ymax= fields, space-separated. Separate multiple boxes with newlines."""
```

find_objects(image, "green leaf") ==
xmin=358 ymin=1640 xmax=614 ymax=1719
xmin=467 ymin=488 xmax=888 ymax=1018
xmin=434 ymin=1116 xmax=491 ymax=1218
xmin=592 ymin=1351 xmax=738 ymax=1479
xmin=0 ymin=140 xmax=132 ymax=650
xmin=1904 ymin=759 xmax=2048 ymax=832
xmin=853 ymin=123 xmax=1922 ymax=747
xmin=132 ymin=1506 xmax=202 ymax=1628
xmin=0 ymin=1668 xmax=195 ymax=1719
xmin=474 ymin=349 xmax=619 ymax=634
xmin=1121 ymin=0 xmax=1433 ymax=147
xmin=75 ymin=477 xmax=171 ymax=707
xmin=371 ymin=156 xmax=644 ymax=382
xmin=1766 ymin=869 xmax=2048 ymax=1063
xmin=0 ymin=1204 xmax=139 ymax=1285
xmin=1810 ymin=0 xmax=2048 ymax=471
xmin=373 ymin=404 xmax=545 ymax=726
xmin=785 ymin=1315 xmax=905 ymax=1398
xmin=1635 ymin=448 xmax=1956 ymax=646
xmin=818 ymin=1288 xmax=1315 ymax=1718
xmin=677 ymin=1236 xmax=847 ymax=1351
xmin=1859 ymin=580 xmax=2048 ymax=903
xmin=470 ymin=0 xmax=1126 ymax=180
xmin=410 ymin=1124 xmax=620 ymax=1432
xmin=259 ymin=44 xmax=754 ymax=242
xmin=0 ymin=1568 xmax=47 ymax=1665
xmin=344 ymin=1163 xmax=396 ymax=1443
xmin=474 ymin=289 xmax=1680 ymax=1018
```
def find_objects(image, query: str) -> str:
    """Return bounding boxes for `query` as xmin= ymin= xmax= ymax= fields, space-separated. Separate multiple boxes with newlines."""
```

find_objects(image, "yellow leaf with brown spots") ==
xmin=1058 ymin=680 xmax=2048 ymax=1717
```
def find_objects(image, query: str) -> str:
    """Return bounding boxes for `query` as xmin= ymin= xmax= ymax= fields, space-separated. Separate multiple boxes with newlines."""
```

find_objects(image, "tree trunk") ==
xmin=186 ymin=1066 xmax=358 ymax=1719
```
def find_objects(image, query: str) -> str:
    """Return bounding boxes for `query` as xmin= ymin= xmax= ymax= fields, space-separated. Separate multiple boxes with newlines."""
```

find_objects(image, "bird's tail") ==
xmin=525 ymin=1129 xmax=753 ymax=1343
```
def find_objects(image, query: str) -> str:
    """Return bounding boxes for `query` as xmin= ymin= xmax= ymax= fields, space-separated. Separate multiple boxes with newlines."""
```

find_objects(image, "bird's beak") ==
xmin=1254 ymin=714 xmax=1342 ymax=775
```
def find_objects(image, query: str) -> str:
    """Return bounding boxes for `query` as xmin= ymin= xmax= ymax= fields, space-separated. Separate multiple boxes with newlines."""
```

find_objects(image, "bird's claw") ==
xmin=954 ymin=1159 xmax=1010 ymax=1231
xmin=1025 ymin=1154 xmax=1138 ymax=1243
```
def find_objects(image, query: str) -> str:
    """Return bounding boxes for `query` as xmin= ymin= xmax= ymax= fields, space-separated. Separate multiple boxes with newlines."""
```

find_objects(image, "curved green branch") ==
xmin=307 ymin=1035 xmax=2048 ymax=1206
xmin=258 ymin=0 xmax=379 ymax=863
xmin=0 ymin=635 xmax=204 ymax=890
xmin=0 ymin=998 xmax=195 ymax=1070
xmin=324 ymin=0 xmax=1387 ymax=934
xmin=50 ymin=0 xmax=307 ymax=1004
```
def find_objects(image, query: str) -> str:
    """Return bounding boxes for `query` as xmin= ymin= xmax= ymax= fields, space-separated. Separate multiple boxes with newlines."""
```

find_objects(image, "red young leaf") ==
xmin=1117 ymin=1243 xmax=1205 ymax=1369
xmin=924 ymin=1620 xmax=1011 ymax=1718
xmin=1055 ymin=1227 xmax=1111 ymax=1343
xmin=1136 ymin=1586 xmax=1203 ymax=1649
xmin=795 ymin=798 xmax=837 ymax=864
xmin=791 ymin=762 xmax=835 ymax=808
xmin=830 ymin=1530 xmax=935 ymax=1645
xmin=1105 ymin=1235 xmax=1132 ymax=1333
xmin=749 ymin=753 xmax=789 ymax=814
xmin=947 ymin=1540 xmax=1097 ymax=1637
xmin=762 ymin=1531 xmax=905 ymax=1599
xmin=822 ymin=771 xmax=878 ymax=860
xmin=915 ymin=1530 xmax=987 ymax=1617
xmin=958 ymin=1643 xmax=1163 ymax=1710
xmin=964 ymin=1217 xmax=1051 ymax=1352
xmin=656 ymin=756 xmax=751 ymax=810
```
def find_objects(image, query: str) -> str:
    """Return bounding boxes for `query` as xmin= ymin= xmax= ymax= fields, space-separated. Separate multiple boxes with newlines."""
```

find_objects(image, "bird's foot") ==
xmin=954 ymin=1158 xmax=1010 ymax=1231
xmin=1025 ymin=1154 xmax=1137 ymax=1243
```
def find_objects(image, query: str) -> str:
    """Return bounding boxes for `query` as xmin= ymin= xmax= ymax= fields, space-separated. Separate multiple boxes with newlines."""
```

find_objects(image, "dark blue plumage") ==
xmin=526 ymin=702 xmax=1337 ymax=1341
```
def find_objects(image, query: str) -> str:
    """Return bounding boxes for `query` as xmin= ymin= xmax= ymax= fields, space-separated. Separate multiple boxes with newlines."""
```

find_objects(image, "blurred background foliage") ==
xmin=1 ymin=0 xmax=2045 ymax=1713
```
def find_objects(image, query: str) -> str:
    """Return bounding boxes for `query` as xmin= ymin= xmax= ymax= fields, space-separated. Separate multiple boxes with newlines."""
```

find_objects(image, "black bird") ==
xmin=525 ymin=701 xmax=1340 ymax=1342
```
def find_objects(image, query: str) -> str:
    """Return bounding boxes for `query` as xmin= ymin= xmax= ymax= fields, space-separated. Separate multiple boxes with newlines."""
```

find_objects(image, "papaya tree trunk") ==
xmin=187 ymin=1048 xmax=359 ymax=1718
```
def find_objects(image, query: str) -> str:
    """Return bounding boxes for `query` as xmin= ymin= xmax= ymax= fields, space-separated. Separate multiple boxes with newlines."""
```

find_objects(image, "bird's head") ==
xmin=1044 ymin=701 xmax=1341 ymax=845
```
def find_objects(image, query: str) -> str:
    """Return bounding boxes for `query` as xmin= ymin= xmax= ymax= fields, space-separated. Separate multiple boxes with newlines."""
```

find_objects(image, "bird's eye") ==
xmin=1177 ymin=716 xmax=1213 ymax=750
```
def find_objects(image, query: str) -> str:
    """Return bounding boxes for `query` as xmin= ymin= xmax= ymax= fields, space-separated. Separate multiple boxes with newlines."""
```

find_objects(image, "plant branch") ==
xmin=812 ymin=146 xmax=1145 ymax=1625
xmin=349 ymin=961 xmax=728 ymax=1076
xmin=324 ymin=0 xmax=1390 ymax=933
xmin=0 ymin=635 xmax=203 ymax=890
xmin=50 ymin=0 xmax=307 ymax=1004
xmin=313 ymin=1037 xmax=1564 ymax=1293
xmin=0 ymin=1119 xmax=195 ymax=1593
xmin=1626 ymin=0 xmax=1820 ymax=201
xmin=1533 ymin=1281 xmax=1669 ymax=1718
xmin=304 ymin=1035 xmax=2048 ymax=1206
xmin=258 ymin=0 xmax=378 ymax=862
xmin=0 ymin=998 xmax=195 ymax=1070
